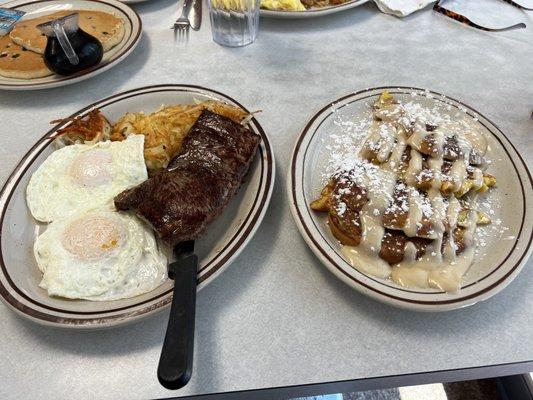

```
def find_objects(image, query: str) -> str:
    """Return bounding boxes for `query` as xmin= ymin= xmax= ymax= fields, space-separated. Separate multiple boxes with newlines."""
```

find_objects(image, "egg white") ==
xmin=26 ymin=135 xmax=147 ymax=223
xmin=34 ymin=208 xmax=168 ymax=301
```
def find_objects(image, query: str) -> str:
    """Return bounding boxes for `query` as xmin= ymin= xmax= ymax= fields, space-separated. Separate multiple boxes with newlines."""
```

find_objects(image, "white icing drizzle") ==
xmin=377 ymin=124 xmax=396 ymax=163
xmin=449 ymin=159 xmax=467 ymax=192
xmin=432 ymin=126 xmax=446 ymax=156
xmin=338 ymin=94 xmax=492 ymax=293
xmin=404 ymin=189 xmax=423 ymax=237
xmin=384 ymin=134 xmax=407 ymax=173
xmin=472 ymin=168 xmax=484 ymax=190
xmin=406 ymin=123 xmax=428 ymax=152
xmin=405 ymin=148 xmax=422 ymax=187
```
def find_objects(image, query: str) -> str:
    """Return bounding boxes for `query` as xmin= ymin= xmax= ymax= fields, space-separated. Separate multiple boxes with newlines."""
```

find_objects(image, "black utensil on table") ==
xmin=157 ymin=240 xmax=198 ymax=390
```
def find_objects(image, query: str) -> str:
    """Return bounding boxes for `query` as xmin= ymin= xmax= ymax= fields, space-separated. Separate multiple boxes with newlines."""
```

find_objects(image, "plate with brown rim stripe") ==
xmin=0 ymin=84 xmax=275 ymax=328
xmin=0 ymin=0 xmax=141 ymax=91
xmin=288 ymin=86 xmax=532 ymax=311
xmin=260 ymin=0 xmax=369 ymax=18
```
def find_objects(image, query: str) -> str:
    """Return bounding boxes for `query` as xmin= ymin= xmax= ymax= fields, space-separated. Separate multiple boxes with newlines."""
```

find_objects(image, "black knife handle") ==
xmin=157 ymin=254 xmax=198 ymax=390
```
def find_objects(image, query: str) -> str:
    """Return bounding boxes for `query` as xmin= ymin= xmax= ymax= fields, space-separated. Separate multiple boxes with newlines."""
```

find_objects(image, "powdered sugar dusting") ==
xmin=322 ymin=113 xmax=372 ymax=183
xmin=319 ymin=90 xmax=506 ymax=267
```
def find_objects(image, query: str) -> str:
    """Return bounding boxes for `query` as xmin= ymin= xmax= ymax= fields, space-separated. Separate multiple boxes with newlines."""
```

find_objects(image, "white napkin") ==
xmin=374 ymin=0 xmax=435 ymax=17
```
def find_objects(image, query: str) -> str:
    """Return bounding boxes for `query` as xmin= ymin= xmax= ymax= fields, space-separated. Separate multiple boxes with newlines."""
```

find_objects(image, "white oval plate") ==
xmin=260 ymin=0 xmax=369 ymax=18
xmin=288 ymin=86 xmax=532 ymax=311
xmin=0 ymin=84 xmax=275 ymax=328
xmin=0 ymin=0 xmax=141 ymax=91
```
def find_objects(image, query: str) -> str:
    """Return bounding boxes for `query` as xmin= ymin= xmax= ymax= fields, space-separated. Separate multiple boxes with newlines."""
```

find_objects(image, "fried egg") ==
xmin=34 ymin=208 xmax=168 ymax=301
xmin=26 ymin=134 xmax=147 ymax=222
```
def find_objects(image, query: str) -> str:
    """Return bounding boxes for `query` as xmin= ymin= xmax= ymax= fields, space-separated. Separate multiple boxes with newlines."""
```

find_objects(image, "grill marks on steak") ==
xmin=114 ymin=110 xmax=261 ymax=244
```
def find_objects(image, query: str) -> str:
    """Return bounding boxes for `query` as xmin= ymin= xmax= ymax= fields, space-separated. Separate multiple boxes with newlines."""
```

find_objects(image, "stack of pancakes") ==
xmin=0 ymin=10 xmax=124 ymax=79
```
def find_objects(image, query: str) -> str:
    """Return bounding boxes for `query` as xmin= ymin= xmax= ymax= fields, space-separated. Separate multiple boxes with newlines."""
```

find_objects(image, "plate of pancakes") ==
xmin=288 ymin=86 xmax=532 ymax=311
xmin=0 ymin=0 xmax=141 ymax=90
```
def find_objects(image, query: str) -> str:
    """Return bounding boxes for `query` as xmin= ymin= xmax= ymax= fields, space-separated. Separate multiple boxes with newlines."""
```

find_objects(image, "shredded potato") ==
xmin=53 ymin=109 xmax=112 ymax=147
xmin=111 ymin=101 xmax=249 ymax=172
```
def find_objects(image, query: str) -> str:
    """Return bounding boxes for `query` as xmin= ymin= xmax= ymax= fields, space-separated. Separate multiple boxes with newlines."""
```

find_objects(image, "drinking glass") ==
xmin=208 ymin=0 xmax=260 ymax=47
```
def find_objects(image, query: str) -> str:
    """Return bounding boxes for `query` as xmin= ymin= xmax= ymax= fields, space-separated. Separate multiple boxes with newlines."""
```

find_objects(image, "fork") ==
xmin=172 ymin=0 xmax=194 ymax=42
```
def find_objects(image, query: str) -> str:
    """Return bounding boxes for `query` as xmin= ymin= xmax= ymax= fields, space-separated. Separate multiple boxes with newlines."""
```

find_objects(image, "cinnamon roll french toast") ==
xmin=311 ymin=91 xmax=496 ymax=292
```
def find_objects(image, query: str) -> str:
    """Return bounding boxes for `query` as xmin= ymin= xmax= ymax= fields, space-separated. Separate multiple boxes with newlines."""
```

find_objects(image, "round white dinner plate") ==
xmin=0 ymin=84 xmax=275 ymax=328
xmin=0 ymin=0 xmax=142 ymax=90
xmin=260 ymin=0 xmax=369 ymax=18
xmin=288 ymin=86 xmax=532 ymax=311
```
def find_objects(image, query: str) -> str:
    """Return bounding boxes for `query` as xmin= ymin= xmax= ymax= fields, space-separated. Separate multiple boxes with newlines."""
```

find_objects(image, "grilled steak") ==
xmin=114 ymin=110 xmax=261 ymax=244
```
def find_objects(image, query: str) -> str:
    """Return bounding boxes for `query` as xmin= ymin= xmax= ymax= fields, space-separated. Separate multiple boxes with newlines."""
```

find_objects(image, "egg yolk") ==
xmin=69 ymin=149 xmax=113 ymax=187
xmin=61 ymin=215 xmax=122 ymax=260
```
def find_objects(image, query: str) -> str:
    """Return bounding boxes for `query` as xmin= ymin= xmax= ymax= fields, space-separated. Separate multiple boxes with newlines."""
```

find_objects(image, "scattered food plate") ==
xmin=0 ymin=84 xmax=275 ymax=328
xmin=0 ymin=0 xmax=141 ymax=90
xmin=260 ymin=0 xmax=369 ymax=18
xmin=288 ymin=86 xmax=532 ymax=311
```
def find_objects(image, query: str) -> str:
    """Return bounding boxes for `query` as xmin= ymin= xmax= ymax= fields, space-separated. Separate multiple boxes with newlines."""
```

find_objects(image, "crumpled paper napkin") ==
xmin=374 ymin=0 xmax=435 ymax=17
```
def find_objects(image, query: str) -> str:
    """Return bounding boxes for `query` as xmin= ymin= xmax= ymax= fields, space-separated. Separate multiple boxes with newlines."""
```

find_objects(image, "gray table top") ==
xmin=0 ymin=1 xmax=532 ymax=399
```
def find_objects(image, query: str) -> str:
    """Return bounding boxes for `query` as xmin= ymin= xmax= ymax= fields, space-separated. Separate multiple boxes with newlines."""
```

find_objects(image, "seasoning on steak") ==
xmin=114 ymin=109 xmax=261 ymax=244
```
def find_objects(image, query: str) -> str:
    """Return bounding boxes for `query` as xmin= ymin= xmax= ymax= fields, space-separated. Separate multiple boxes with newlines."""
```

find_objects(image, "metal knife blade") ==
xmin=190 ymin=0 xmax=202 ymax=31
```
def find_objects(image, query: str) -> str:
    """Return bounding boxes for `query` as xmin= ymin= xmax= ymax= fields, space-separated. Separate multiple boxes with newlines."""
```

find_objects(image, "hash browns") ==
xmin=111 ymin=101 xmax=249 ymax=172
xmin=54 ymin=101 xmax=250 ymax=173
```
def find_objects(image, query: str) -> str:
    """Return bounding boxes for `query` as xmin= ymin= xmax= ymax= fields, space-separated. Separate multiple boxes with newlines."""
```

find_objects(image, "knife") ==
xmin=157 ymin=240 xmax=198 ymax=390
xmin=190 ymin=0 xmax=202 ymax=31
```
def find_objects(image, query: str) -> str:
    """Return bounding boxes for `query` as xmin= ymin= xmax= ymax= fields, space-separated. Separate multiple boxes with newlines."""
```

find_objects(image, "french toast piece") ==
xmin=382 ymin=182 xmax=437 ymax=239
xmin=310 ymin=181 xmax=334 ymax=212
xmin=440 ymin=161 xmax=496 ymax=197
xmin=311 ymin=176 xmax=369 ymax=246
xmin=329 ymin=208 xmax=362 ymax=247
xmin=328 ymin=178 xmax=368 ymax=246
xmin=372 ymin=91 xmax=403 ymax=123
xmin=379 ymin=230 xmax=431 ymax=264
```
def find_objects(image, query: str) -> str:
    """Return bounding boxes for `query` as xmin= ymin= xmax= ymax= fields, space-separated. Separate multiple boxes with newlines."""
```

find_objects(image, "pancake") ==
xmin=9 ymin=11 xmax=71 ymax=54
xmin=0 ymin=35 xmax=52 ymax=79
xmin=77 ymin=10 xmax=125 ymax=52
xmin=10 ymin=10 xmax=125 ymax=54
